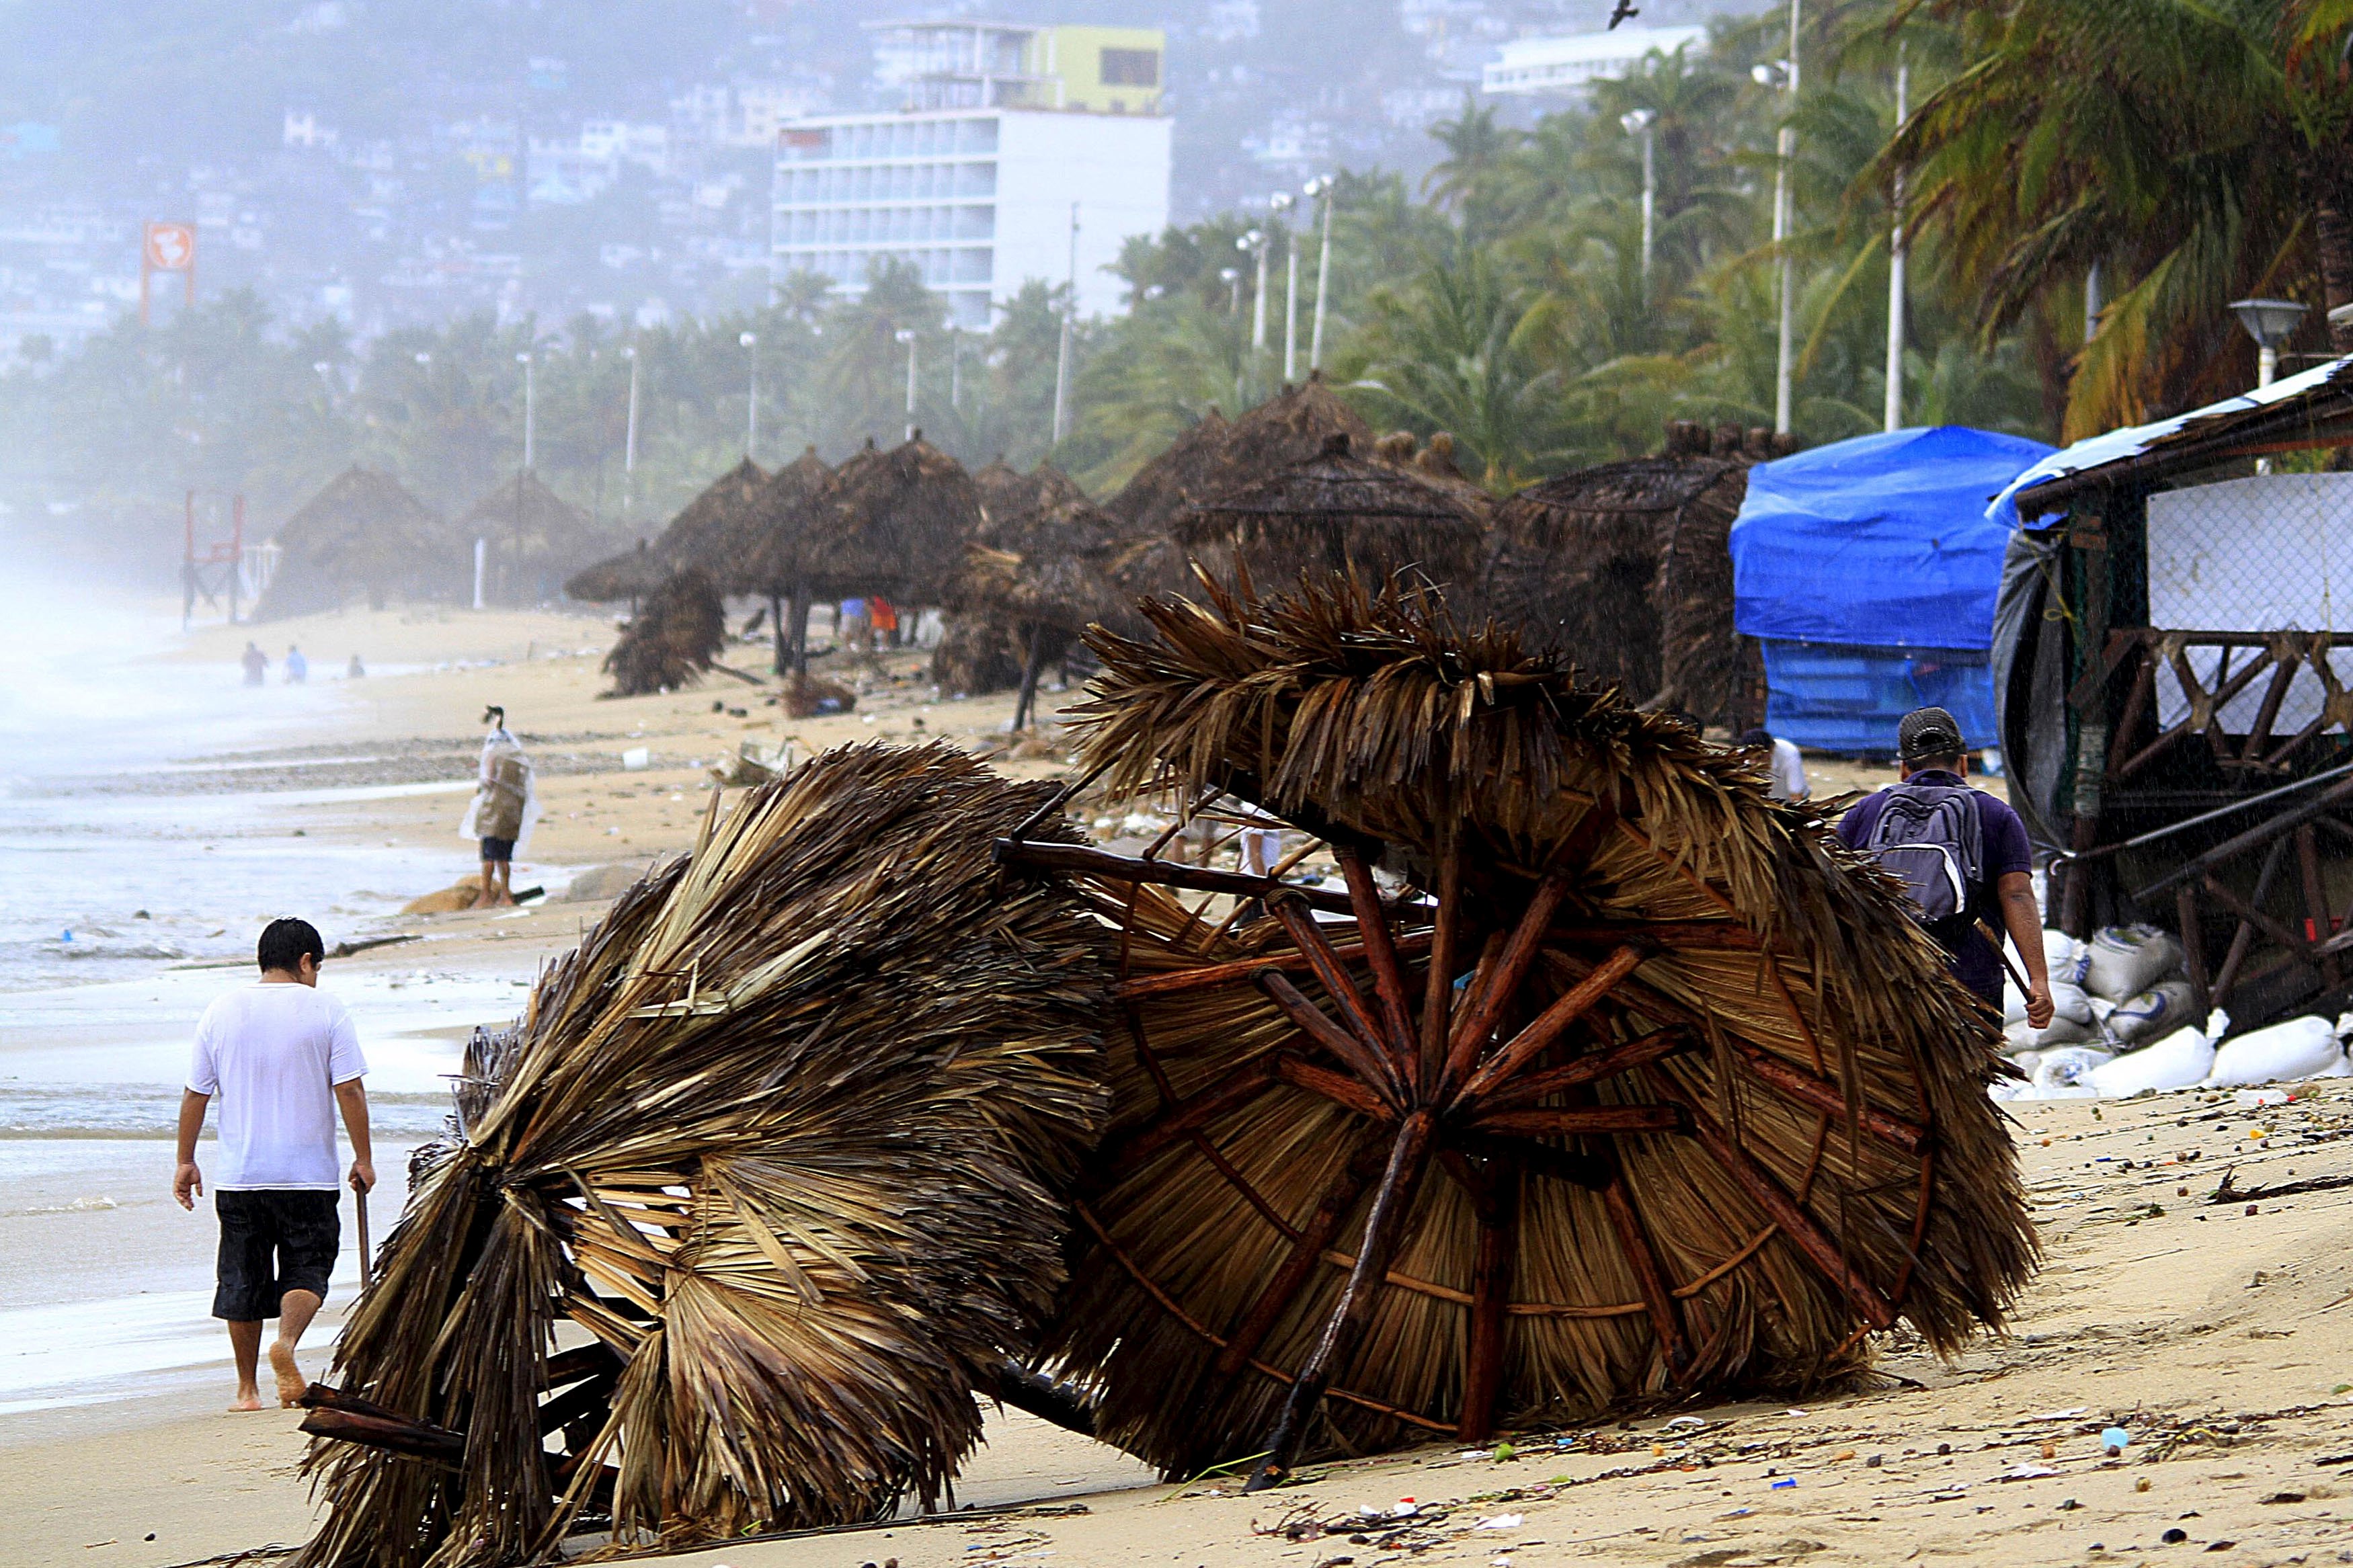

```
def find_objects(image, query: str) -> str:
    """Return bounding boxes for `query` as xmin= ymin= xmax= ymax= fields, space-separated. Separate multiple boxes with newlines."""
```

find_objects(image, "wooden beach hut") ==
xmin=1174 ymin=431 xmax=1487 ymax=591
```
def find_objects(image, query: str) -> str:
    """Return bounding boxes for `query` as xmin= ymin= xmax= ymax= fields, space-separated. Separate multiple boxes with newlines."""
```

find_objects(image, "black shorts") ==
xmin=480 ymin=835 xmax=515 ymax=863
xmin=212 ymin=1188 xmax=340 ymax=1321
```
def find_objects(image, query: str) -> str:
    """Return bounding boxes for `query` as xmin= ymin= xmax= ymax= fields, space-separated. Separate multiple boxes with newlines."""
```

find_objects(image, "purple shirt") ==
xmin=1836 ymin=771 xmax=2033 ymax=1001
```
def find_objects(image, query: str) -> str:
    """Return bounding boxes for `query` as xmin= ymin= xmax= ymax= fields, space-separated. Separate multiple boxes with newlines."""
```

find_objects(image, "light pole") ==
xmin=1756 ymin=0 xmax=1801 ymax=434
xmin=621 ymin=343 xmax=639 ymax=520
xmin=895 ymin=327 xmax=918 ymax=442
xmin=739 ymin=330 xmax=758 ymax=458
xmin=1271 ymin=192 xmax=1299 ymax=381
xmin=1304 ymin=174 xmax=1336 ymax=372
xmin=1619 ymin=109 xmax=1657 ymax=305
xmin=1220 ymin=265 xmax=1241 ymax=316
xmin=516 ymin=351 xmax=535 ymax=470
xmin=1051 ymin=202 xmax=1078 ymax=445
xmin=1240 ymin=229 xmax=1269 ymax=359
xmin=2231 ymin=298 xmax=2305 ymax=473
xmin=949 ymin=325 xmax=961 ymax=411
xmin=1884 ymin=40 xmax=1909 ymax=433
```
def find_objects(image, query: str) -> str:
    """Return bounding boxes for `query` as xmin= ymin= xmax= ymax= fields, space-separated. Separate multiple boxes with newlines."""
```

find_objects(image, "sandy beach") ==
xmin=13 ymin=593 xmax=2331 ymax=1568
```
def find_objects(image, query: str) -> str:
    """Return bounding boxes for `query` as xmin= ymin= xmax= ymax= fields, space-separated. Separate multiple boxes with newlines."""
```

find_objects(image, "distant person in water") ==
xmin=459 ymin=706 xmax=538 ymax=908
xmin=284 ymin=645 xmax=308 ymax=684
xmin=240 ymin=642 xmax=268 ymax=686
xmin=173 ymin=917 xmax=372 ymax=1411
xmin=346 ymin=653 xmax=366 ymax=679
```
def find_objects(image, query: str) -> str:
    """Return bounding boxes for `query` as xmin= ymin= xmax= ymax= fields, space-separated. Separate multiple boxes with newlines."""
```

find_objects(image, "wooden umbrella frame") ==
xmin=996 ymin=794 xmax=1929 ymax=1491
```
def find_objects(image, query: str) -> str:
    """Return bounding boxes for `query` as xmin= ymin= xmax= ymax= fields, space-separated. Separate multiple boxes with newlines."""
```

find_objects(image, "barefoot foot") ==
xmin=229 ymin=1389 xmax=265 ymax=1413
xmin=268 ymin=1341 xmax=305 ymax=1407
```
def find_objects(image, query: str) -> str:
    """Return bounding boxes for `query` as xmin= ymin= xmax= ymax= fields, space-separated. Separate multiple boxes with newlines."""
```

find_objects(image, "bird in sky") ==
xmin=1607 ymin=0 xmax=1640 ymax=27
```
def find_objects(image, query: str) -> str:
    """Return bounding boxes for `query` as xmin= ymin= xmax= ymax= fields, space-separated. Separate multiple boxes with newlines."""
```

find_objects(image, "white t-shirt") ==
xmin=187 ymin=982 xmax=366 ymax=1190
xmin=1768 ymin=737 xmax=1810 ymax=802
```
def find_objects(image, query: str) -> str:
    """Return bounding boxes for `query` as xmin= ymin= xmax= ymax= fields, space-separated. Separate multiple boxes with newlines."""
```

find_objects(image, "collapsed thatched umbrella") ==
xmin=564 ymin=457 xmax=768 ymax=604
xmin=973 ymin=456 xmax=1082 ymax=529
xmin=252 ymin=466 xmax=451 ymax=618
xmin=1484 ymin=452 xmax=1753 ymax=726
xmin=562 ymin=538 xmax=666 ymax=608
xmin=600 ymin=567 xmax=726 ymax=696
xmin=733 ymin=446 xmax=834 ymax=673
xmin=950 ymin=495 xmax=1129 ymax=729
xmin=1174 ymin=431 xmax=1488 ymax=590
xmin=999 ymin=575 xmax=2034 ymax=1486
xmin=455 ymin=471 xmax=614 ymax=608
xmin=296 ymin=745 xmax=1115 ymax=1567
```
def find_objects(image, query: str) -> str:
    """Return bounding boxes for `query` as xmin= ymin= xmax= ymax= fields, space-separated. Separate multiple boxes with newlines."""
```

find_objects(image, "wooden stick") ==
xmin=1244 ymin=1108 xmax=1437 ymax=1493
xmin=1443 ymin=872 xmax=1574 ymax=1091
xmin=1468 ymin=1104 xmax=1687 ymax=1137
xmin=298 ymin=1405 xmax=465 ymax=1466
xmin=1213 ymin=1138 xmax=1388 ymax=1378
xmin=1546 ymin=922 xmax=1757 ymax=950
xmin=1257 ymin=972 xmax=1406 ymax=1106
xmin=1476 ymin=1028 xmax=1691 ymax=1112
xmin=993 ymin=837 xmax=1361 ymax=916
xmin=1275 ymin=1055 xmax=1395 ymax=1122
xmin=1112 ymin=932 xmax=1433 ymax=1001
xmin=1726 ymin=1038 xmax=1928 ymax=1156
xmin=1105 ymin=1059 xmax=1281 ymax=1170
xmin=1337 ymin=847 xmax=1417 ymax=1067
xmin=1599 ymin=1158 xmax=1690 ymax=1380
xmin=1455 ymin=1165 xmax=1517 ymax=1443
xmin=1419 ymin=836 xmax=1464 ymax=1096
xmin=1456 ymin=943 xmax=1649 ymax=1104
xmin=1269 ymin=897 xmax=1401 ymax=1096
xmin=1648 ymin=1074 xmax=1897 ymax=1329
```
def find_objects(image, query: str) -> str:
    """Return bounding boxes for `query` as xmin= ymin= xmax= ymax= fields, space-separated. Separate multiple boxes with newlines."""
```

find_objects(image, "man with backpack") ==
xmin=1837 ymin=706 xmax=2054 ymax=1028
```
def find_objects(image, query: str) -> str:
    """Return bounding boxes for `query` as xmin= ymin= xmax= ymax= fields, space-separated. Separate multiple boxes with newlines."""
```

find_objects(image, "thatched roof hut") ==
xmin=563 ymin=538 xmax=667 ymax=605
xmin=1484 ymin=450 xmax=1753 ymax=726
xmin=294 ymin=745 xmax=1115 ymax=1565
xmin=454 ymin=472 xmax=614 ymax=607
xmin=1016 ymin=575 xmax=2034 ymax=1483
xmin=1106 ymin=373 xmax=1375 ymax=540
xmin=734 ymin=446 xmax=835 ymax=598
xmin=781 ymin=432 xmax=982 ymax=605
xmin=973 ymin=457 xmax=1082 ymax=529
xmin=1174 ymin=431 xmax=1488 ymax=589
xmin=564 ymin=457 xmax=767 ymax=603
xmin=252 ymin=466 xmax=452 ymax=618
xmin=944 ymin=495 xmax=1133 ymax=724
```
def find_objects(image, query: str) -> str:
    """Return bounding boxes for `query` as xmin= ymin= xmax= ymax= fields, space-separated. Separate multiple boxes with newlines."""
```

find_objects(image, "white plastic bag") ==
xmin=2043 ymin=928 xmax=2091 ymax=987
xmin=2032 ymin=1045 xmax=2114 ymax=1097
xmin=2204 ymin=1014 xmax=2352 ymax=1087
xmin=2105 ymin=979 xmax=2197 ymax=1046
xmin=2084 ymin=923 xmax=2184 ymax=1001
xmin=2089 ymin=1013 xmax=2219 ymax=1096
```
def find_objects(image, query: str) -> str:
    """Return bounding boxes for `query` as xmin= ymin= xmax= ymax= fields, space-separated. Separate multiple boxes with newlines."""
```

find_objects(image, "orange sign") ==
xmin=144 ymin=221 xmax=196 ymax=271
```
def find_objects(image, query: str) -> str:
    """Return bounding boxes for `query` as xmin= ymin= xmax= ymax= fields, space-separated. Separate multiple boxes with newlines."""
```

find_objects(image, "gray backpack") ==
xmin=1865 ymin=780 xmax=1984 ymax=932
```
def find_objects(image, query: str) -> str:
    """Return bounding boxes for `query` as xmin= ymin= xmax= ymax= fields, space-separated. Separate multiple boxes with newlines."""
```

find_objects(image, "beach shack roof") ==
xmin=253 ymin=466 xmax=452 ymax=618
xmin=733 ymin=446 xmax=834 ymax=597
xmin=973 ymin=458 xmax=1083 ymax=529
xmin=1107 ymin=373 xmax=1375 ymax=540
xmin=783 ymin=433 xmax=983 ymax=602
xmin=454 ymin=472 xmax=614 ymax=601
xmin=563 ymin=457 xmax=768 ymax=602
xmin=1174 ymin=431 xmax=1487 ymax=587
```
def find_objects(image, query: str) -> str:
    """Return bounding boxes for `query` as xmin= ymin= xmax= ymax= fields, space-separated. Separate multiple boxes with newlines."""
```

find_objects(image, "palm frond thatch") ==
xmin=456 ymin=472 xmax=616 ymax=604
xmin=1105 ymin=373 xmax=1376 ymax=540
xmin=296 ymin=745 xmax=1115 ymax=1567
xmin=1174 ymin=431 xmax=1488 ymax=589
xmin=253 ymin=466 xmax=452 ymax=618
xmin=601 ymin=568 xmax=726 ymax=696
xmin=565 ymin=458 xmax=767 ymax=603
xmin=1036 ymin=575 xmax=2034 ymax=1481
xmin=974 ymin=458 xmax=1084 ymax=530
xmin=1483 ymin=455 xmax=1751 ymax=725
xmin=772 ymin=434 xmax=982 ymax=604
xmin=734 ymin=446 xmax=835 ymax=598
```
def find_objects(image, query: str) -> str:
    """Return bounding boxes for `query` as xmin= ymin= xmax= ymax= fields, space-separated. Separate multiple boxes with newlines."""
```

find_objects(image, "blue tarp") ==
xmin=1730 ymin=426 xmax=2053 ymax=753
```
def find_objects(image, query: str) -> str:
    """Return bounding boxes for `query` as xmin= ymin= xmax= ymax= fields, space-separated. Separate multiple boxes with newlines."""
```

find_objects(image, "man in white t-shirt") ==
xmin=173 ymin=917 xmax=374 ymax=1411
xmin=1739 ymin=727 xmax=1810 ymax=803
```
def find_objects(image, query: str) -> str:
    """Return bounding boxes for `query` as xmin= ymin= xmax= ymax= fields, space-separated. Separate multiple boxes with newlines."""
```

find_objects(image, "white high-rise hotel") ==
xmin=771 ymin=22 xmax=1172 ymax=327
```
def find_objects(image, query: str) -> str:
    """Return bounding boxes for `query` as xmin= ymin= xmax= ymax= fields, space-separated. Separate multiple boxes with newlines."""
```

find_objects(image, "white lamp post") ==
xmin=1271 ymin=192 xmax=1299 ymax=381
xmin=895 ymin=327 xmax=918 ymax=442
xmin=739 ymin=331 xmax=758 ymax=457
xmin=1051 ymin=202 xmax=1078 ymax=445
xmin=1756 ymin=0 xmax=1802 ymax=435
xmin=1618 ymin=109 xmax=1656 ymax=305
xmin=515 ymin=351 xmax=534 ymax=470
xmin=2231 ymin=298 xmax=2307 ymax=390
xmin=1884 ymin=40 xmax=1909 ymax=433
xmin=621 ymin=344 xmax=639 ymax=519
xmin=1304 ymin=175 xmax=1336 ymax=372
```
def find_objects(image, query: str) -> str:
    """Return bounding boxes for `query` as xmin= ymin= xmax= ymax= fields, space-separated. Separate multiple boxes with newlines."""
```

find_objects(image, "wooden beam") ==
xmin=1457 ymin=944 xmax=1650 ymax=1104
xmin=1726 ymin=1038 xmax=1928 ymax=1156
xmin=1270 ymin=897 xmax=1402 ymax=1097
xmin=1458 ymin=1132 xmax=1610 ymax=1190
xmin=1476 ymin=1028 xmax=1691 ymax=1112
xmin=1599 ymin=1159 xmax=1689 ymax=1380
xmin=1243 ymin=1109 xmax=1437 ymax=1493
xmin=1455 ymin=1165 xmax=1517 ymax=1443
xmin=1468 ymin=1104 xmax=1687 ymax=1137
xmin=1443 ymin=872 xmax=1575 ymax=1091
xmin=1275 ymin=1055 xmax=1394 ymax=1122
xmin=1213 ymin=1137 xmax=1388 ymax=1378
xmin=2202 ymin=872 xmax=2313 ymax=958
xmin=1104 ymin=1059 xmax=1280 ymax=1169
xmin=992 ymin=838 xmax=1362 ymax=917
xmin=1337 ymin=847 xmax=1418 ymax=1067
xmin=1113 ymin=932 xmax=1433 ymax=1001
xmin=1257 ymin=971 xmax=1404 ymax=1105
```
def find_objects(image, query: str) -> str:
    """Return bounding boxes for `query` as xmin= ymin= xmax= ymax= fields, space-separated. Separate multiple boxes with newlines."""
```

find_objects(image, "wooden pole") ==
xmin=2176 ymin=883 xmax=2210 ymax=1018
xmin=1455 ymin=1164 xmax=1517 ymax=1442
xmin=1214 ymin=1137 xmax=1388 ymax=1378
xmin=1014 ymin=622 xmax=1047 ymax=733
xmin=1243 ymin=1108 xmax=1435 ymax=1493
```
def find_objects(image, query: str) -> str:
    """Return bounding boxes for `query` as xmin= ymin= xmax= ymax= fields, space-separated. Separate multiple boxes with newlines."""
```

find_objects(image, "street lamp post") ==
xmin=1051 ymin=202 xmax=1078 ymax=445
xmin=1619 ymin=109 xmax=1656 ymax=305
xmin=1304 ymin=175 xmax=1336 ymax=372
xmin=895 ymin=327 xmax=918 ymax=442
xmin=516 ymin=351 xmax=535 ymax=470
xmin=621 ymin=344 xmax=639 ymax=520
xmin=1241 ymin=229 xmax=1269 ymax=360
xmin=1271 ymin=192 xmax=1298 ymax=382
xmin=1884 ymin=40 xmax=1909 ymax=433
xmin=2231 ymin=298 xmax=2306 ymax=472
xmin=1220 ymin=266 xmax=1240 ymax=316
xmin=1756 ymin=0 xmax=1802 ymax=435
xmin=739 ymin=331 xmax=758 ymax=458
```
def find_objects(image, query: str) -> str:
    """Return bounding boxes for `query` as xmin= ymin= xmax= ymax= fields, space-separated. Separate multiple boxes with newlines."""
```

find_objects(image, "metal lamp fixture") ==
xmin=2229 ymin=298 xmax=2306 ymax=391
xmin=895 ymin=328 xmax=918 ymax=441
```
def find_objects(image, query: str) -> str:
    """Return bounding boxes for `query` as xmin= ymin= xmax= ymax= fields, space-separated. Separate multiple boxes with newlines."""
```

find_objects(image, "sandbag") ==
xmin=2007 ymin=1014 xmax=2098 ymax=1050
xmin=2003 ymin=979 xmax=2027 ymax=1026
xmin=2205 ymin=1014 xmax=2352 ymax=1087
xmin=2044 ymin=928 xmax=2091 ymax=987
xmin=2032 ymin=1044 xmax=2114 ymax=1096
xmin=2105 ymin=979 xmax=2197 ymax=1046
xmin=2048 ymin=979 xmax=2096 ymax=1026
xmin=2089 ymin=1015 xmax=2219 ymax=1097
xmin=2084 ymin=923 xmax=2183 ymax=1001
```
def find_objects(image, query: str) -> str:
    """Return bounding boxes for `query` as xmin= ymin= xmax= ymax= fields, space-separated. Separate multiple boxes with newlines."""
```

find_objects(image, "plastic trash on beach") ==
xmin=2204 ymin=1013 xmax=2352 ymax=1087
xmin=2030 ymin=1046 xmax=2114 ymax=1098
xmin=2233 ymin=1087 xmax=2289 ymax=1108
xmin=2102 ymin=1426 xmax=2129 ymax=1455
xmin=2084 ymin=923 xmax=2184 ymax=1002
xmin=621 ymin=745 xmax=650 ymax=770
xmin=2104 ymin=980 xmax=2197 ymax=1046
xmin=2087 ymin=1011 xmax=2221 ymax=1097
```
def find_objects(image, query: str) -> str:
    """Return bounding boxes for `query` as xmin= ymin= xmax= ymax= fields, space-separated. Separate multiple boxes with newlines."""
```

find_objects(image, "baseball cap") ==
xmin=1897 ymin=706 xmax=1964 ymax=764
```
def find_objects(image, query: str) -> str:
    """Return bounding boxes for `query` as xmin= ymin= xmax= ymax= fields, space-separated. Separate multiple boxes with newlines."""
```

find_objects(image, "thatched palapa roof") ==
xmin=600 ymin=568 xmax=725 ymax=696
xmin=734 ymin=445 xmax=835 ymax=598
xmin=455 ymin=472 xmax=615 ymax=605
xmin=1028 ymin=576 xmax=2034 ymax=1481
xmin=252 ymin=466 xmax=452 ymax=618
xmin=779 ymin=432 xmax=982 ymax=603
xmin=296 ymin=745 xmax=1115 ymax=1565
xmin=1107 ymin=373 xmax=1375 ymax=540
xmin=565 ymin=456 xmax=767 ymax=602
xmin=953 ymin=496 xmax=1131 ymax=637
xmin=973 ymin=457 xmax=1082 ymax=529
xmin=1175 ymin=431 xmax=1488 ymax=588
xmin=1484 ymin=454 xmax=1752 ymax=725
